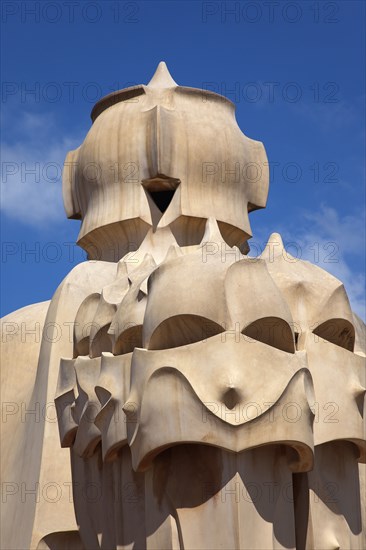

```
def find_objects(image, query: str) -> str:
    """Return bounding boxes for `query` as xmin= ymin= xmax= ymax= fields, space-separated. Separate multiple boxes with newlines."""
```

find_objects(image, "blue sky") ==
xmin=1 ymin=0 xmax=365 ymax=319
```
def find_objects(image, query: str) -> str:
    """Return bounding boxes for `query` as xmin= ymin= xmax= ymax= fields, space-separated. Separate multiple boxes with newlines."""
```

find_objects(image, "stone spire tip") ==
xmin=148 ymin=61 xmax=177 ymax=88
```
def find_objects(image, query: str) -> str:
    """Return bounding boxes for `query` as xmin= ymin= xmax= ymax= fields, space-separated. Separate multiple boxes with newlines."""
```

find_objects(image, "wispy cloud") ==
xmin=295 ymin=206 xmax=365 ymax=320
xmin=288 ymin=98 xmax=358 ymax=133
xmin=1 ymin=110 xmax=81 ymax=227
xmin=250 ymin=205 xmax=365 ymax=320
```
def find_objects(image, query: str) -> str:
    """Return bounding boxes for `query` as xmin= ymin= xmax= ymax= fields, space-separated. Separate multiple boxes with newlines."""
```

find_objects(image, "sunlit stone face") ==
xmin=62 ymin=64 xmax=269 ymax=258
xmin=51 ymin=215 xmax=364 ymax=550
xmin=55 ymin=230 xmax=364 ymax=475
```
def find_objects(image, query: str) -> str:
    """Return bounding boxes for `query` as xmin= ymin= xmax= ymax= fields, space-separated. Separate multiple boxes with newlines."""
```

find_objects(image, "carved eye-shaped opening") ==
xmin=148 ymin=314 xmax=225 ymax=350
xmin=312 ymin=318 xmax=355 ymax=352
xmin=114 ymin=324 xmax=143 ymax=355
xmin=242 ymin=317 xmax=295 ymax=353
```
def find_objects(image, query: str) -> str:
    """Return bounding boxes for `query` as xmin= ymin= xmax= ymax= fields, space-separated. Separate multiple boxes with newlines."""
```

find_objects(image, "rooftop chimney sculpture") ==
xmin=1 ymin=63 xmax=365 ymax=550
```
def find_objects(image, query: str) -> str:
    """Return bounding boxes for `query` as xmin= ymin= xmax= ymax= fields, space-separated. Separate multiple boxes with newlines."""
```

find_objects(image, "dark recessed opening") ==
xmin=148 ymin=190 xmax=176 ymax=213
xmin=142 ymin=177 xmax=180 ymax=222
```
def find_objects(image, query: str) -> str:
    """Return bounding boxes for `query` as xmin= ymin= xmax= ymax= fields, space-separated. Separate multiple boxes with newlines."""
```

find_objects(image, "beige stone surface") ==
xmin=63 ymin=62 xmax=268 ymax=259
xmin=1 ymin=63 xmax=365 ymax=549
xmin=1 ymin=302 xmax=50 ymax=550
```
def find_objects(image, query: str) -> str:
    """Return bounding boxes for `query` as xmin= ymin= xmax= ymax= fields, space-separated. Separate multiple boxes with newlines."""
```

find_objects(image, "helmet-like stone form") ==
xmin=63 ymin=62 xmax=269 ymax=259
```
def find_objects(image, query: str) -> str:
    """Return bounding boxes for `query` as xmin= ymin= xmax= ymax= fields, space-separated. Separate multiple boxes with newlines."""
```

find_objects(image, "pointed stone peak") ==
xmin=200 ymin=217 xmax=224 ymax=247
xmin=260 ymin=232 xmax=286 ymax=261
xmin=116 ymin=258 xmax=129 ymax=278
xmin=268 ymin=232 xmax=285 ymax=249
xmin=148 ymin=61 xmax=177 ymax=89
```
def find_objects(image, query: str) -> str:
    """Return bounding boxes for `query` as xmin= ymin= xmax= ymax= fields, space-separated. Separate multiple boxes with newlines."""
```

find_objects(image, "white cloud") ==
xmin=250 ymin=205 xmax=365 ymax=320
xmin=289 ymin=98 xmax=358 ymax=132
xmin=295 ymin=206 xmax=365 ymax=320
xmin=1 ymin=110 xmax=81 ymax=226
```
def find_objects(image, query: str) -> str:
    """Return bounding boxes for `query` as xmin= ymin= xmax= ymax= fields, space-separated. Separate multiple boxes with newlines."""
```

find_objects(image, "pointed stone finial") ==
xmin=260 ymin=232 xmax=287 ymax=262
xmin=148 ymin=61 xmax=177 ymax=89
xmin=200 ymin=217 xmax=224 ymax=247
